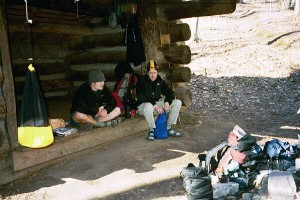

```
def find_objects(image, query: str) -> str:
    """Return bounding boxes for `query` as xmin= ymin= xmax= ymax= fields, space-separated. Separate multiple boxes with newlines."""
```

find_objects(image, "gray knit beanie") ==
xmin=88 ymin=69 xmax=106 ymax=84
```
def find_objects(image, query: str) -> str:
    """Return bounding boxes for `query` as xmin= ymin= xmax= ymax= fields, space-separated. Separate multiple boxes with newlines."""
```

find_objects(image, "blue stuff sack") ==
xmin=154 ymin=111 xmax=168 ymax=139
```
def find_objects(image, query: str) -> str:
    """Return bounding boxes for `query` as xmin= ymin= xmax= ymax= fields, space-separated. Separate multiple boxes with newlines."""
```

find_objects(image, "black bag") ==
xmin=181 ymin=164 xmax=213 ymax=200
xmin=236 ymin=133 xmax=257 ymax=152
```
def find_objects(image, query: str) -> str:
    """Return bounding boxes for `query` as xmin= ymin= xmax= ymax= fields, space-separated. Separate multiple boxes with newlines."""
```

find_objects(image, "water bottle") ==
xmin=125 ymin=105 xmax=131 ymax=119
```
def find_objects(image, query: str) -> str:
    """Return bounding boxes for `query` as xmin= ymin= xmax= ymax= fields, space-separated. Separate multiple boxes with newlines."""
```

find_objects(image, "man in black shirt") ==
xmin=136 ymin=60 xmax=182 ymax=140
xmin=70 ymin=69 xmax=121 ymax=129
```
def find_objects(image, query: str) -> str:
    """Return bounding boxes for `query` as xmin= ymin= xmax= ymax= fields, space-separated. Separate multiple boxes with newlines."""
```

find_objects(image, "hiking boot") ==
xmin=105 ymin=119 xmax=118 ymax=127
xmin=78 ymin=123 xmax=93 ymax=131
xmin=147 ymin=131 xmax=155 ymax=141
xmin=116 ymin=117 xmax=124 ymax=123
xmin=95 ymin=119 xmax=118 ymax=127
xmin=167 ymin=128 xmax=180 ymax=137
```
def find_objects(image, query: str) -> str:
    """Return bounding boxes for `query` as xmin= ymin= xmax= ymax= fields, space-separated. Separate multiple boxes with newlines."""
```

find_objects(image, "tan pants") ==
xmin=137 ymin=99 xmax=182 ymax=130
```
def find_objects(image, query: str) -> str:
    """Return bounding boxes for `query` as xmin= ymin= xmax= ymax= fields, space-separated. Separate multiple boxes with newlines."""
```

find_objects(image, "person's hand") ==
xmin=163 ymin=102 xmax=170 ymax=111
xmin=96 ymin=107 xmax=107 ymax=117
xmin=154 ymin=105 xmax=164 ymax=114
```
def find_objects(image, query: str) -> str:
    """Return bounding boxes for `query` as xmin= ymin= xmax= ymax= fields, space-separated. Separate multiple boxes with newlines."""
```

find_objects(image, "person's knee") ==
xmin=172 ymin=99 xmax=182 ymax=107
xmin=114 ymin=107 xmax=121 ymax=116
xmin=73 ymin=112 xmax=88 ymax=122
xmin=143 ymin=103 xmax=154 ymax=113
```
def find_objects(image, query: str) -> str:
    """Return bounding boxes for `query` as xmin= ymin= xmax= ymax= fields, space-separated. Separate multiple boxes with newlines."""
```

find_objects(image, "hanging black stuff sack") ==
xmin=181 ymin=163 xmax=213 ymax=200
xmin=18 ymin=64 xmax=54 ymax=148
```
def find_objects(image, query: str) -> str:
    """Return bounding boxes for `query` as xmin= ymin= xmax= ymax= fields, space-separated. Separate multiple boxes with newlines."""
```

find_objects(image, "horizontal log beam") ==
xmin=165 ymin=2 xmax=236 ymax=20
xmin=16 ymin=91 xmax=69 ymax=101
xmin=68 ymin=31 xmax=124 ymax=50
xmin=14 ymin=79 xmax=72 ymax=96
xmin=158 ymin=65 xmax=191 ymax=82
xmin=169 ymin=23 xmax=191 ymax=43
xmin=67 ymin=46 xmax=127 ymax=65
xmin=174 ymin=86 xmax=192 ymax=106
xmin=9 ymin=22 xmax=93 ymax=36
xmin=70 ymin=63 xmax=142 ymax=81
xmin=74 ymin=81 xmax=115 ymax=92
xmin=157 ymin=45 xmax=191 ymax=64
xmin=156 ymin=0 xmax=237 ymax=4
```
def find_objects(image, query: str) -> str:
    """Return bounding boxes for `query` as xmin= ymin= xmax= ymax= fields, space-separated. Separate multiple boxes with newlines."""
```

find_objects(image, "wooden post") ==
xmin=139 ymin=1 xmax=160 ymax=62
xmin=0 ymin=0 xmax=18 ymax=161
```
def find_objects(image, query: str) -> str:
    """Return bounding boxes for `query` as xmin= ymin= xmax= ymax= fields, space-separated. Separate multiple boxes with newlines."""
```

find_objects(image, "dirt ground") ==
xmin=1 ymin=1 xmax=300 ymax=199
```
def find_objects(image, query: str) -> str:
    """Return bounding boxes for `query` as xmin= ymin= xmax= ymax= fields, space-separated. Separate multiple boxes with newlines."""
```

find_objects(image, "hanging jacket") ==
xmin=124 ymin=14 xmax=146 ymax=66
xmin=136 ymin=74 xmax=175 ymax=106
xmin=70 ymin=82 xmax=116 ymax=116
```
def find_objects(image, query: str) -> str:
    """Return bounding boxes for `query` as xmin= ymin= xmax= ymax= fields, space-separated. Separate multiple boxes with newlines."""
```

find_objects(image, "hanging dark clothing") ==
xmin=124 ymin=14 xmax=146 ymax=66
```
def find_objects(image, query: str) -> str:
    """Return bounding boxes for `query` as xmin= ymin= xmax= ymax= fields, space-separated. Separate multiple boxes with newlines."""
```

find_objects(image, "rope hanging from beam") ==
xmin=24 ymin=0 xmax=34 ymax=62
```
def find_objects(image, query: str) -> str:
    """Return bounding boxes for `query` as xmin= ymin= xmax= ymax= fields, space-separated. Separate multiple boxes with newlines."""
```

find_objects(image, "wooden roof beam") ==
xmin=164 ymin=1 xmax=237 ymax=20
xmin=8 ymin=22 xmax=93 ymax=36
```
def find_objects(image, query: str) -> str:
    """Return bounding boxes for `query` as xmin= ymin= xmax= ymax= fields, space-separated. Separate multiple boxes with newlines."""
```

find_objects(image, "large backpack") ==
xmin=113 ymin=62 xmax=138 ymax=109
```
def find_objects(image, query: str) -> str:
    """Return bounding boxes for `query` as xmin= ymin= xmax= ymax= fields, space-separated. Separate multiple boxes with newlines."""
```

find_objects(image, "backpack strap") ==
xmin=205 ymin=140 xmax=228 ymax=173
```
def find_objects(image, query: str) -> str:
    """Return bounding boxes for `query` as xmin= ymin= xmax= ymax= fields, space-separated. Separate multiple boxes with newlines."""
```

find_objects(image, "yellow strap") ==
xmin=28 ymin=64 xmax=35 ymax=71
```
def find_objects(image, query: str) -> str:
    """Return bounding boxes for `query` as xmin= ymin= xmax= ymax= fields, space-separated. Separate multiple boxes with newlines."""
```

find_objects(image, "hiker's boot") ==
xmin=167 ymin=128 xmax=180 ymax=137
xmin=147 ymin=130 xmax=155 ymax=141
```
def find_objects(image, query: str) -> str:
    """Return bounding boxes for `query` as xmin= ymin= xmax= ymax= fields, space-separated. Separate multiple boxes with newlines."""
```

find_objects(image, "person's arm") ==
xmin=102 ymin=86 xmax=116 ymax=113
xmin=161 ymin=80 xmax=175 ymax=105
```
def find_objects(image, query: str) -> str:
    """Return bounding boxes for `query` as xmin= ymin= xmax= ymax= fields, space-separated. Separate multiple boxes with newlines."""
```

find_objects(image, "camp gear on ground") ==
xmin=53 ymin=127 xmax=78 ymax=137
xmin=268 ymin=171 xmax=297 ymax=200
xmin=181 ymin=163 xmax=213 ymax=200
xmin=229 ymin=125 xmax=257 ymax=153
xmin=18 ymin=65 xmax=54 ymax=148
xmin=263 ymin=139 xmax=296 ymax=161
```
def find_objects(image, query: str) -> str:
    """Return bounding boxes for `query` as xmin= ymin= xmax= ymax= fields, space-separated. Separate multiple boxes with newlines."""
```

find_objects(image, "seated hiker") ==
xmin=136 ymin=60 xmax=182 ymax=141
xmin=70 ymin=69 xmax=121 ymax=130
xmin=113 ymin=61 xmax=139 ymax=113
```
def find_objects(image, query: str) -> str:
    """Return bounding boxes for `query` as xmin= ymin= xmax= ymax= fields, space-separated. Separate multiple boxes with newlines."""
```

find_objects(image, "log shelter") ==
xmin=0 ymin=0 xmax=237 ymax=184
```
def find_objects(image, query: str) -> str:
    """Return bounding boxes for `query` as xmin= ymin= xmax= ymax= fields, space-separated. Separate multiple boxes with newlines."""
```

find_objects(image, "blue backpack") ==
xmin=154 ymin=112 xmax=168 ymax=139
